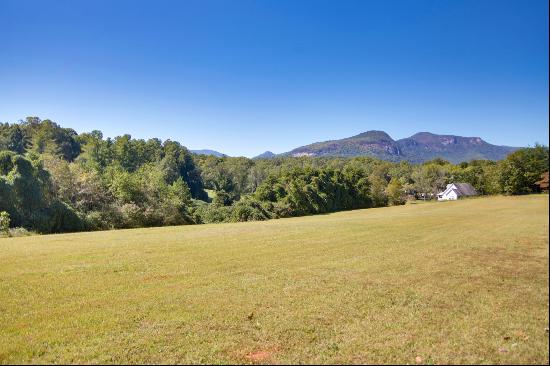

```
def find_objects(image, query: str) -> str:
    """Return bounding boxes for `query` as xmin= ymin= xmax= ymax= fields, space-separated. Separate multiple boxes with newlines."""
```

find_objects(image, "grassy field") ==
xmin=0 ymin=195 xmax=548 ymax=364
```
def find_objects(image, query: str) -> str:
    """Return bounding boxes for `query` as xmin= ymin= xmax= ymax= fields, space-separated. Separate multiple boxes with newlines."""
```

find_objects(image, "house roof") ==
xmin=438 ymin=183 xmax=478 ymax=197
xmin=452 ymin=183 xmax=478 ymax=196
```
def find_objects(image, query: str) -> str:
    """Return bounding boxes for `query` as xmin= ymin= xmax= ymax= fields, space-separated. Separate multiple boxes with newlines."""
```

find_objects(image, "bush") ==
xmin=8 ymin=227 xmax=33 ymax=237
xmin=85 ymin=208 xmax=124 ymax=230
xmin=0 ymin=211 xmax=10 ymax=236
xmin=120 ymin=203 xmax=145 ymax=228
xmin=193 ymin=204 xmax=233 ymax=224
xmin=30 ymin=201 xmax=85 ymax=233
xmin=230 ymin=198 xmax=272 ymax=222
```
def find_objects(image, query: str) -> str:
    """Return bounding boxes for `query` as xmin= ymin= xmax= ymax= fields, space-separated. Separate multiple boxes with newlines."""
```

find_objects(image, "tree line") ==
xmin=1 ymin=117 xmax=548 ymax=234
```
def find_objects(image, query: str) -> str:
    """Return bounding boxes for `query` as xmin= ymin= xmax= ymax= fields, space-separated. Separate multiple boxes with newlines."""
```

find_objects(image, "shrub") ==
xmin=193 ymin=204 xmax=233 ymax=224
xmin=8 ymin=227 xmax=33 ymax=237
xmin=230 ymin=198 xmax=272 ymax=222
xmin=30 ymin=201 xmax=85 ymax=233
xmin=85 ymin=208 xmax=124 ymax=230
xmin=120 ymin=203 xmax=145 ymax=228
xmin=0 ymin=211 xmax=10 ymax=236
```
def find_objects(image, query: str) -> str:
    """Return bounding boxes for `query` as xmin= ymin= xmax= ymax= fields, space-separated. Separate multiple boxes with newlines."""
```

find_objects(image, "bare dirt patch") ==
xmin=245 ymin=350 xmax=274 ymax=363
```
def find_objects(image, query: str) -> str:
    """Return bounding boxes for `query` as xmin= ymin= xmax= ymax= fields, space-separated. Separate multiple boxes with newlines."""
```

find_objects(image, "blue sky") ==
xmin=1 ymin=0 xmax=548 ymax=157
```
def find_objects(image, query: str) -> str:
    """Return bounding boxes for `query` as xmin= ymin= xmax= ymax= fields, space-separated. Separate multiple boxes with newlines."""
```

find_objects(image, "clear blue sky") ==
xmin=1 ymin=0 xmax=548 ymax=157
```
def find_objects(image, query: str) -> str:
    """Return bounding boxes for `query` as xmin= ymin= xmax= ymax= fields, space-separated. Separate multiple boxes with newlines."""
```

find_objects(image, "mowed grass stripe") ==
xmin=0 ymin=195 xmax=548 ymax=364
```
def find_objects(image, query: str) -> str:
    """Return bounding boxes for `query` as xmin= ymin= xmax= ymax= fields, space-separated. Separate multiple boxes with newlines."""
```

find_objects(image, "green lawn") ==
xmin=0 ymin=195 xmax=548 ymax=364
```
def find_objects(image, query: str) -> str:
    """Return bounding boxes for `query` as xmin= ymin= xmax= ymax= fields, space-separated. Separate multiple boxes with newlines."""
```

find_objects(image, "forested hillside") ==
xmin=1 ymin=117 xmax=548 ymax=234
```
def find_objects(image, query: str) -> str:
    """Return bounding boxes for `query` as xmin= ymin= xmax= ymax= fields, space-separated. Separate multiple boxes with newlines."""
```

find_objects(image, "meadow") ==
xmin=0 ymin=195 xmax=548 ymax=364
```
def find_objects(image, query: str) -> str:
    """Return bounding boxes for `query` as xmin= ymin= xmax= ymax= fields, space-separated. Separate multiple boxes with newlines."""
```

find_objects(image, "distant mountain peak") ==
xmin=253 ymin=151 xmax=276 ymax=159
xmin=349 ymin=130 xmax=394 ymax=142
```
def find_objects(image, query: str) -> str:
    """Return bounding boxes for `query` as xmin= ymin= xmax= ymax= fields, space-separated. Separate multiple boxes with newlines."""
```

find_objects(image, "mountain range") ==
xmin=255 ymin=131 xmax=520 ymax=163
xmin=190 ymin=149 xmax=227 ymax=158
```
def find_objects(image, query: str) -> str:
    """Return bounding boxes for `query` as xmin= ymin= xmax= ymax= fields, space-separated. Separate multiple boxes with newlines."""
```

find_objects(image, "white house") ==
xmin=437 ymin=183 xmax=478 ymax=201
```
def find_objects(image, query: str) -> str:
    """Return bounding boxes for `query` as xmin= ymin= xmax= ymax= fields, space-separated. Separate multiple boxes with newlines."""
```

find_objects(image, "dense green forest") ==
xmin=1 ymin=117 xmax=548 ymax=234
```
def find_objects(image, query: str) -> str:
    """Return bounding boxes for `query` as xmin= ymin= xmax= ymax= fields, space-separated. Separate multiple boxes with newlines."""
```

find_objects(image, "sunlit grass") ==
xmin=0 ymin=195 xmax=548 ymax=364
